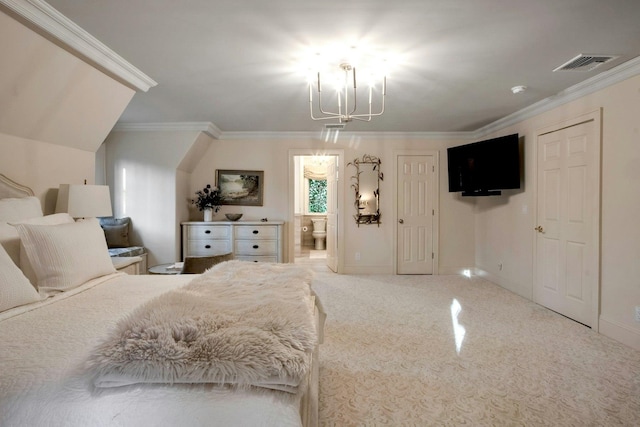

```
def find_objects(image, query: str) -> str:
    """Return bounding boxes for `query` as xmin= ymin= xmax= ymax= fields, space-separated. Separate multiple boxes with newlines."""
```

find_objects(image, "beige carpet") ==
xmin=311 ymin=272 xmax=640 ymax=426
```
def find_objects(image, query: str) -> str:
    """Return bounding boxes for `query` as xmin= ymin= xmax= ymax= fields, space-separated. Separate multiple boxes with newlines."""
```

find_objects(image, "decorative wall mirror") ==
xmin=348 ymin=154 xmax=383 ymax=226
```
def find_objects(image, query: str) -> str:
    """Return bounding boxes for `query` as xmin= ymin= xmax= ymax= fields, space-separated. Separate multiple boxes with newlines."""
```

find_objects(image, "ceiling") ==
xmin=46 ymin=0 xmax=640 ymax=133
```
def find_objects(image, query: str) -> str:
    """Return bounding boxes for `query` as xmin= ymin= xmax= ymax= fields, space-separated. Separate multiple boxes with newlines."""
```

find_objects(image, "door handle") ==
xmin=398 ymin=219 xmax=404 ymax=224
xmin=535 ymin=225 xmax=545 ymax=233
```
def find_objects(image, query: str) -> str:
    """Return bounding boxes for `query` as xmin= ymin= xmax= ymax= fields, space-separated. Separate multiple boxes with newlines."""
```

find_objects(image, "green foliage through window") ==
xmin=308 ymin=179 xmax=327 ymax=213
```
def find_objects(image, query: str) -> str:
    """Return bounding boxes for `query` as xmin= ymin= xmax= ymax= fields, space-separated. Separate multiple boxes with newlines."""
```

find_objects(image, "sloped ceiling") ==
xmin=0 ymin=7 xmax=135 ymax=152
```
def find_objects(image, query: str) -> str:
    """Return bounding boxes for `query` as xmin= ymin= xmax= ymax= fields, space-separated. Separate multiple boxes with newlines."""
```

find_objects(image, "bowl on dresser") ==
xmin=225 ymin=213 xmax=243 ymax=221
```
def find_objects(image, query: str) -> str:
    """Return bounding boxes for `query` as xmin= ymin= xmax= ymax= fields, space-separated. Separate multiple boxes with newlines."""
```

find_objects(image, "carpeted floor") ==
xmin=310 ymin=272 xmax=640 ymax=426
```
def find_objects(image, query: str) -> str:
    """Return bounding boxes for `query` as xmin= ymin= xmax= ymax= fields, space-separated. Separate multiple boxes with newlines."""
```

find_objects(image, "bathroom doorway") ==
xmin=288 ymin=150 xmax=343 ymax=273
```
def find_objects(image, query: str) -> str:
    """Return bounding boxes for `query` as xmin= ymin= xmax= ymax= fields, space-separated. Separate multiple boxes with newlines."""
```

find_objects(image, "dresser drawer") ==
xmin=235 ymin=255 xmax=278 ymax=263
xmin=235 ymin=225 xmax=278 ymax=240
xmin=187 ymin=225 xmax=231 ymax=240
xmin=187 ymin=240 xmax=232 ymax=256
xmin=183 ymin=222 xmax=283 ymax=263
xmin=235 ymin=239 xmax=277 ymax=256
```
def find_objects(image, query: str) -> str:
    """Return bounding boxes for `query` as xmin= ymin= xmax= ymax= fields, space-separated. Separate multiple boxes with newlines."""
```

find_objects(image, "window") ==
xmin=308 ymin=179 xmax=327 ymax=213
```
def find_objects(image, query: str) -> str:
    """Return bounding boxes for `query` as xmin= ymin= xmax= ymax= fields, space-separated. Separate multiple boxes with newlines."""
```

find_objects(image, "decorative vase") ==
xmin=203 ymin=208 xmax=213 ymax=222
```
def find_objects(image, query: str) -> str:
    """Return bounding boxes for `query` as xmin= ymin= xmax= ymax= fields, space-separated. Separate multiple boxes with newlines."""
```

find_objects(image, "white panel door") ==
xmin=397 ymin=155 xmax=435 ymax=274
xmin=535 ymin=119 xmax=599 ymax=327
xmin=326 ymin=156 xmax=338 ymax=272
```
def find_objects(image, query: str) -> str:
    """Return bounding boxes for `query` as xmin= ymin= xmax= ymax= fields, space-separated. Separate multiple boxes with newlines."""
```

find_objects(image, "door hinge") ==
xmin=432 ymin=165 xmax=435 ymax=172
xmin=432 ymin=253 xmax=434 ymax=259
xmin=432 ymin=209 xmax=435 ymax=215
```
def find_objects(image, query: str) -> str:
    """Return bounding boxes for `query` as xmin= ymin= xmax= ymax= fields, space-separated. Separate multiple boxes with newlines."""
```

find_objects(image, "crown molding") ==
xmin=113 ymin=56 xmax=639 ymax=140
xmin=0 ymin=0 xmax=157 ymax=92
xmin=116 ymin=56 xmax=639 ymax=141
xmin=473 ymin=55 xmax=640 ymax=139
xmin=113 ymin=122 xmax=222 ymax=139
xmin=219 ymin=131 xmax=472 ymax=140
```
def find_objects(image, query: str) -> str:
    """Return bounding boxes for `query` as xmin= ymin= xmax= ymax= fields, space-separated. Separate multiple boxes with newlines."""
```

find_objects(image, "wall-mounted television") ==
xmin=447 ymin=133 xmax=521 ymax=196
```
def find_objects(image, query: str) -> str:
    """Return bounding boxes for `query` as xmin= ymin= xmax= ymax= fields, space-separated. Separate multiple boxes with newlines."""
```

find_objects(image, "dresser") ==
xmin=181 ymin=221 xmax=284 ymax=263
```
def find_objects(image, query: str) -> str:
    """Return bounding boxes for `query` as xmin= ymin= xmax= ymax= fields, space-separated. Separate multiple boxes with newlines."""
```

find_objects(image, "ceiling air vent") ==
xmin=324 ymin=123 xmax=345 ymax=130
xmin=553 ymin=54 xmax=619 ymax=72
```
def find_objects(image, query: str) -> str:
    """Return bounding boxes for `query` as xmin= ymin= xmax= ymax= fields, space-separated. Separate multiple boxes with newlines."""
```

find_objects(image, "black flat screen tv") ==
xmin=447 ymin=133 xmax=521 ymax=196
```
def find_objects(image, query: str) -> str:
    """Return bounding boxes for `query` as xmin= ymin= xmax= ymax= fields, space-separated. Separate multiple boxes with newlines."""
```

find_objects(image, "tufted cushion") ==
xmin=99 ymin=217 xmax=131 ymax=248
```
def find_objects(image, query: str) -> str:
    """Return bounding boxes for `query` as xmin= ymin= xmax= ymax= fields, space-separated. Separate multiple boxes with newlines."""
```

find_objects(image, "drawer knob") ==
xmin=253 ymin=245 xmax=259 ymax=249
xmin=252 ymin=230 xmax=259 ymax=234
xmin=205 ymin=245 xmax=211 ymax=249
xmin=205 ymin=230 xmax=211 ymax=234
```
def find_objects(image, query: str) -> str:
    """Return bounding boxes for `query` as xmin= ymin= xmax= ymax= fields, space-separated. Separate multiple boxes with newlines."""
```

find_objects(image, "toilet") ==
xmin=311 ymin=218 xmax=327 ymax=250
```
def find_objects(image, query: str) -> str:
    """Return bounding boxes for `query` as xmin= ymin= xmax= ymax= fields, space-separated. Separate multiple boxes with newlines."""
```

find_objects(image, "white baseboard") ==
xmin=476 ymin=269 xmax=640 ymax=350
xmin=343 ymin=264 xmax=392 ymax=275
xmin=599 ymin=316 xmax=640 ymax=350
xmin=343 ymin=265 xmax=476 ymax=276
xmin=438 ymin=266 xmax=473 ymax=275
xmin=474 ymin=268 xmax=532 ymax=300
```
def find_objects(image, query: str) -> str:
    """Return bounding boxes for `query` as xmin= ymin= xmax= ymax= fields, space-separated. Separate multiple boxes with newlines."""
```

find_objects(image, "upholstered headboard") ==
xmin=0 ymin=174 xmax=35 ymax=199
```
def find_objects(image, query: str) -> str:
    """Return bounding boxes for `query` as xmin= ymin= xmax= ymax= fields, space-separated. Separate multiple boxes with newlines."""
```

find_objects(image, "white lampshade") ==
xmin=55 ymin=184 xmax=113 ymax=218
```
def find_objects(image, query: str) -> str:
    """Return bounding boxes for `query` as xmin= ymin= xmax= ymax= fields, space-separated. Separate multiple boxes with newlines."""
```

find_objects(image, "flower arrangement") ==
xmin=192 ymin=184 xmax=222 ymax=212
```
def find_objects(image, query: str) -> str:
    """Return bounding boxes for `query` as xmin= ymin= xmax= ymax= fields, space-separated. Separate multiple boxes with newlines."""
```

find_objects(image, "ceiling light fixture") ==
xmin=309 ymin=62 xmax=386 ymax=124
xmin=511 ymin=85 xmax=527 ymax=94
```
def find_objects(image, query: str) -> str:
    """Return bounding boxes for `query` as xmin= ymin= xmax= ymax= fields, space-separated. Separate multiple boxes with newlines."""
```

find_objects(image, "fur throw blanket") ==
xmin=88 ymin=261 xmax=317 ymax=393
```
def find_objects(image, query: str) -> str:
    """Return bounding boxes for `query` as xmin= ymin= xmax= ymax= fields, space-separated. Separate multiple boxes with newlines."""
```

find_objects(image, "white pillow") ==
xmin=0 ymin=243 xmax=40 ymax=312
xmin=0 ymin=222 xmax=21 ymax=267
xmin=9 ymin=213 xmax=76 ymax=286
xmin=15 ymin=218 xmax=116 ymax=297
xmin=0 ymin=196 xmax=44 ymax=266
xmin=0 ymin=196 xmax=42 ymax=222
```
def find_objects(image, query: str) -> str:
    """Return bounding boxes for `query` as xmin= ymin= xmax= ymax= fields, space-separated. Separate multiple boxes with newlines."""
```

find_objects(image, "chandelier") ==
xmin=309 ymin=63 xmax=386 ymax=124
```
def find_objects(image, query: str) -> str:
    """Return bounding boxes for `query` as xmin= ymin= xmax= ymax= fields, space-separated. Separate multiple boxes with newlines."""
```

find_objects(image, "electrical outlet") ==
xmin=355 ymin=252 xmax=361 ymax=261
xmin=635 ymin=306 xmax=640 ymax=323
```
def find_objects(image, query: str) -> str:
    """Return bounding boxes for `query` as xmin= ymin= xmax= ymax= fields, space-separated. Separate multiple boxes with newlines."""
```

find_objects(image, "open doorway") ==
xmin=288 ymin=149 xmax=344 ymax=273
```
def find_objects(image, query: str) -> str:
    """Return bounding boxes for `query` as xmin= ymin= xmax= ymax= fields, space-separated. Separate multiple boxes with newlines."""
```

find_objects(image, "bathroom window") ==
xmin=307 ymin=179 xmax=327 ymax=213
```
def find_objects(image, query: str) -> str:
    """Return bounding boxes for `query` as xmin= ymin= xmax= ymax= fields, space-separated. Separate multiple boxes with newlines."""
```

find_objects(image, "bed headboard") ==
xmin=0 ymin=174 xmax=35 ymax=199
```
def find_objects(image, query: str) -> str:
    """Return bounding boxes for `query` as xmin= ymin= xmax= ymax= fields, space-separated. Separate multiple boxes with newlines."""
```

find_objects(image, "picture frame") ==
xmin=216 ymin=169 xmax=264 ymax=206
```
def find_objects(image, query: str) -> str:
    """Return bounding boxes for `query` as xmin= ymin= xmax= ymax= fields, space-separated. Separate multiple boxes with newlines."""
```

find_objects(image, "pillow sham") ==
xmin=0 ymin=196 xmax=42 ymax=222
xmin=0 ymin=243 xmax=40 ymax=312
xmin=0 ymin=196 xmax=44 ymax=267
xmin=10 ymin=213 xmax=76 ymax=286
xmin=0 ymin=222 xmax=21 ymax=266
xmin=15 ymin=218 xmax=116 ymax=297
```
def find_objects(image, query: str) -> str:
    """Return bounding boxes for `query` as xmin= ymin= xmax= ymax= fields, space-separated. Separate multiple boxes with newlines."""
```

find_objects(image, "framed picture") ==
xmin=216 ymin=169 xmax=264 ymax=206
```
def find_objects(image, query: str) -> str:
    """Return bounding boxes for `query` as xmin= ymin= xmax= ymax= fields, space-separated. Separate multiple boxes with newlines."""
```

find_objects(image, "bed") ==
xmin=0 ymin=174 xmax=323 ymax=427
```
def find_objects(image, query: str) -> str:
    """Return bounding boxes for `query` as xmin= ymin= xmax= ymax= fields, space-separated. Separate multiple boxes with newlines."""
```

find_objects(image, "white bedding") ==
xmin=0 ymin=273 xmax=309 ymax=427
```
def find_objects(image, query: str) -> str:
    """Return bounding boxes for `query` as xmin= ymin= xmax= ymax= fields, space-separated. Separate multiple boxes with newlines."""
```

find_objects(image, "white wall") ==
xmin=0 ymin=132 xmax=95 ymax=212
xmin=191 ymin=134 xmax=473 ymax=274
xmin=104 ymin=130 xmax=207 ymax=266
xmin=473 ymin=73 xmax=640 ymax=349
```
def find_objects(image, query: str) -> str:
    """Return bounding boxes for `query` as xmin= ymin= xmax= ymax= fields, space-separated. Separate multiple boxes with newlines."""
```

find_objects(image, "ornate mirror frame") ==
xmin=348 ymin=154 xmax=383 ymax=226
